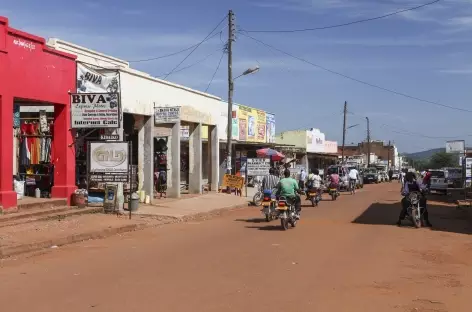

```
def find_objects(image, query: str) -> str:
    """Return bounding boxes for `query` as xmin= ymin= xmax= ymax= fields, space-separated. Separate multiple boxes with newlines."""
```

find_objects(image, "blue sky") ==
xmin=2 ymin=0 xmax=472 ymax=153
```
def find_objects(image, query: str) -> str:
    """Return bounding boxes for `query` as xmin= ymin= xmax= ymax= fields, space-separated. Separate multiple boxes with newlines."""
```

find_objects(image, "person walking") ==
xmin=299 ymin=169 xmax=307 ymax=190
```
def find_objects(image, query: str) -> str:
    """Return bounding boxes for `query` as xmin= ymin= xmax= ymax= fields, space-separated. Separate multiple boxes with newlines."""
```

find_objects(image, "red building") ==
xmin=0 ymin=16 xmax=77 ymax=210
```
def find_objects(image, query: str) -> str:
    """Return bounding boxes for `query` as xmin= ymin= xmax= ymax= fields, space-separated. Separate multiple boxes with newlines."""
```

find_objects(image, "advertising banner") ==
xmin=70 ymin=93 xmax=120 ymax=129
xmin=446 ymin=140 xmax=465 ymax=154
xmin=266 ymin=113 xmax=276 ymax=143
xmin=88 ymin=142 xmax=130 ymax=182
xmin=235 ymin=104 xmax=267 ymax=143
xmin=77 ymin=63 xmax=120 ymax=94
xmin=154 ymin=106 xmax=181 ymax=124
xmin=246 ymin=158 xmax=271 ymax=176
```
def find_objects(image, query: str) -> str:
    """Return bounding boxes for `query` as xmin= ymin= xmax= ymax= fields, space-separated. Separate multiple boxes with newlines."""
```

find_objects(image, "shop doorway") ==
xmin=13 ymin=101 xmax=55 ymax=199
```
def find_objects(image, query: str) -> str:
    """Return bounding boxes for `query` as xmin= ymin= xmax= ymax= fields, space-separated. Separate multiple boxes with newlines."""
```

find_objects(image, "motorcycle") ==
xmin=328 ymin=186 xmax=340 ymax=201
xmin=252 ymin=181 xmax=263 ymax=206
xmin=276 ymin=196 xmax=298 ymax=231
xmin=261 ymin=189 xmax=278 ymax=222
xmin=306 ymin=187 xmax=322 ymax=207
xmin=406 ymin=191 xmax=426 ymax=228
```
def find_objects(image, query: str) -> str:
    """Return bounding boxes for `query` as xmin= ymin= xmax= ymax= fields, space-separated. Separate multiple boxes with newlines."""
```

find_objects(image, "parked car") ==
xmin=380 ymin=172 xmax=389 ymax=182
xmin=391 ymin=170 xmax=400 ymax=180
xmin=363 ymin=168 xmax=380 ymax=184
xmin=443 ymin=167 xmax=462 ymax=188
xmin=428 ymin=169 xmax=449 ymax=194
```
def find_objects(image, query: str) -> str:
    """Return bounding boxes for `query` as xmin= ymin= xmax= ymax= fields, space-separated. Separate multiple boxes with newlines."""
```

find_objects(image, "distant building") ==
xmin=339 ymin=140 xmax=397 ymax=168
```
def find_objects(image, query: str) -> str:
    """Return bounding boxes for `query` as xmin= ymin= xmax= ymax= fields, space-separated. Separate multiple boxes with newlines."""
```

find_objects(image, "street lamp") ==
xmin=226 ymin=66 xmax=260 ymax=173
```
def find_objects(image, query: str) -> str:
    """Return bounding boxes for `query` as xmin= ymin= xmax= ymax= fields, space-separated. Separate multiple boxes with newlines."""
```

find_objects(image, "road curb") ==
xmin=0 ymin=203 xmax=250 ymax=259
xmin=0 ymin=223 xmax=147 ymax=259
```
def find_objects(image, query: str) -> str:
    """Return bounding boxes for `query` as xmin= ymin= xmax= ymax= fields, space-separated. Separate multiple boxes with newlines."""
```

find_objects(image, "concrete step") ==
xmin=0 ymin=207 xmax=103 ymax=228
xmin=1 ymin=198 xmax=68 ymax=214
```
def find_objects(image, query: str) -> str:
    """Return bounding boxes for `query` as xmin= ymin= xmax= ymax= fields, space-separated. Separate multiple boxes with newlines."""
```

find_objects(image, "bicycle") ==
xmin=349 ymin=179 xmax=356 ymax=195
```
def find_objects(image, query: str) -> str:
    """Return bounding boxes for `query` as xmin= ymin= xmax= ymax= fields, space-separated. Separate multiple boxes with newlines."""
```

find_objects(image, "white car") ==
xmin=391 ymin=171 xmax=400 ymax=180
xmin=429 ymin=169 xmax=450 ymax=194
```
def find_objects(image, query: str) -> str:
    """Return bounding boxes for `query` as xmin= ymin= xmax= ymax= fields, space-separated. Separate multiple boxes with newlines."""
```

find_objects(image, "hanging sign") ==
xmin=70 ymin=93 xmax=120 ymax=128
xmin=77 ymin=63 xmax=120 ymax=94
xmin=246 ymin=158 xmax=271 ymax=176
xmin=88 ymin=142 xmax=130 ymax=182
xmin=154 ymin=106 xmax=181 ymax=124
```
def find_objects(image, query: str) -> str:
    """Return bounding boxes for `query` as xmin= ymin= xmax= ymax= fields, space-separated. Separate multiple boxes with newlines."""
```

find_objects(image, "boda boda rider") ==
xmin=397 ymin=172 xmax=432 ymax=227
xmin=276 ymin=169 xmax=303 ymax=219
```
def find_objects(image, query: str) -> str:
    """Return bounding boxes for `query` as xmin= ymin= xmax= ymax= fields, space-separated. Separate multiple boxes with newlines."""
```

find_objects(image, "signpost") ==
xmin=88 ymin=142 xmax=130 ymax=183
xmin=246 ymin=158 xmax=270 ymax=176
xmin=70 ymin=93 xmax=120 ymax=129
xmin=154 ymin=106 xmax=181 ymax=124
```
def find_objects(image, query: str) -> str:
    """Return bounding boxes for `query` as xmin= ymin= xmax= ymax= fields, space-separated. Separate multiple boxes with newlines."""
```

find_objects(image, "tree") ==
xmin=429 ymin=152 xmax=456 ymax=169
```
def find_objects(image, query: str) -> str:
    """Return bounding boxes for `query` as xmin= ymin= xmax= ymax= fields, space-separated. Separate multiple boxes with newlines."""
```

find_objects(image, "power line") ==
xmin=157 ymin=49 xmax=223 ymax=78
xmin=238 ymin=32 xmax=472 ymax=113
xmin=128 ymin=31 xmax=223 ymax=63
xmin=205 ymin=49 xmax=226 ymax=92
xmin=241 ymin=0 xmax=441 ymax=33
xmin=348 ymin=110 xmax=469 ymax=139
xmin=164 ymin=15 xmax=227 ymax=79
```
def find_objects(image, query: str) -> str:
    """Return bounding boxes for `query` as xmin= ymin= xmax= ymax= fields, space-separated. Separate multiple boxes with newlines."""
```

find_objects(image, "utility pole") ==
xmin=387 ymin=140 xmax=391 ymax=169
xmin=226 ymin=10 xmax=235 ymax=174
xmin=366 ymin=117 xmax=371 ymax=167
xmin=341 ymin=101 xmax=347 ymax=164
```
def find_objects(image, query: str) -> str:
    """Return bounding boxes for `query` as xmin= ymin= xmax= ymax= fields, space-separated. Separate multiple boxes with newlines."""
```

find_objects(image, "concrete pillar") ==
xmin=0 ymin=93 xmax=17 ymax=209
xmin=137 ymin=121 xmax=145 ymax=192
xmin=189 ymin=123 xmax=202 ymax=194
xmin=167 ymin=122 xmax=181 ymax=198
xmin=209 ymin=125 xmax=219 ymax=191
xmin=143 ymin=116 xmax=154 ymax=203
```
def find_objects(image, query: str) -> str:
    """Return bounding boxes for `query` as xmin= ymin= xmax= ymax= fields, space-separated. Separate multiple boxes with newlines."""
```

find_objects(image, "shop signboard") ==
xmin=446 ymin=140 xmax=465 ymax=154
xmin=154 ymin=106 xmax=181 ymax=124
xmin=266 ymin=113 xmax=276 ymax=143
xmin=88 ymin=142 xmax=130 ymax=183
xmin=222 ymin=174 xmax=245 ymax=189
xmin=70 ymin=93 xmax=120 ymax=129
xmin=465 ymin=157 xmax=472 ymax=180
xmin=77 ymin=63 xmax=120 ymax=94
xmin=246 ymin=158 xmax=271 ymax=176
xmin=306 ymin=128 xmax=325 ymax=153
xmin=234 ymin=104 xmax=267 ymax=143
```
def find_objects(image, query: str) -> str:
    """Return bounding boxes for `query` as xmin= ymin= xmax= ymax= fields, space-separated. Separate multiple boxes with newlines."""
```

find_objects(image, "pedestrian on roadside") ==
xmin=299 ymin=169 xmax=307 ymax=190
xmin=388 ymin=168 xmax=393 ymax=182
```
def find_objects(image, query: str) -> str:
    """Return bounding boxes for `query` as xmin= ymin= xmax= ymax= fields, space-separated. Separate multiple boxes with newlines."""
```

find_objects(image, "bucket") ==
xmin=73 ymin=193 xmax=87 ymax=208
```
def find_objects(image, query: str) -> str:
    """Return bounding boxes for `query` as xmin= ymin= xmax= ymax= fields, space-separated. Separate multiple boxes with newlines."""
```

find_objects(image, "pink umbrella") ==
xmin=256 ymin=148 xmax=285 ymax=161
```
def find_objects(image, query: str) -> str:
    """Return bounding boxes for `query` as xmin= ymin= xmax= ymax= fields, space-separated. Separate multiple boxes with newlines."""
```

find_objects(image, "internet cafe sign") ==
xmin=70 ymin=93 xmax=120 ymax=129
xmin=154 ymin=106 xmax=181 ymax=124
xmin=88 ymin=142 xmax=129 ymax=183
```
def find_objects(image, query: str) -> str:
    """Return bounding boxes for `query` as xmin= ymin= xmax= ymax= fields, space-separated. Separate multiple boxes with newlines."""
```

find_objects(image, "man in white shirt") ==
xmin=306 ymin=169 xmax=323 ymax=200
xmin=348 ymin=168 xmax=359 ymax=192
xmin=299 ymin=169 xmax=307 ymax=189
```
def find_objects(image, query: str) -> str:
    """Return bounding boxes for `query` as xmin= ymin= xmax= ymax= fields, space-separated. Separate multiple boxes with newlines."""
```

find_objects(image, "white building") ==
xmin=47 ymin=39 xmax=225 ymax=201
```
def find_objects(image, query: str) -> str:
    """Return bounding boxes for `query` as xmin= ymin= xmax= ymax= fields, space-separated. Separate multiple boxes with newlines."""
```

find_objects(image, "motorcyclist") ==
xmin=397 ymin=171 xmax=432 ymax=227
xmin=306 ymin=169 xmax=323 ymax=199
xmin=276 ymin=169 xmax=303 ymax=219
xmin=262 ymin=168 xmax=280 ymax=192
xmin=422 ymin=169 xmax=432 ymax=190
xmin=328 ymin=170 xmax=340 ymax=190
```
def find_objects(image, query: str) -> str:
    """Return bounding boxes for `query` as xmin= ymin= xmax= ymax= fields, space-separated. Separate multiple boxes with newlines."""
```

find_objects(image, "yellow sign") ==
xmin=222 ymin=174 xmax=245 ymax=189
xmin=236 ymin=105 xmax=266 ymax=143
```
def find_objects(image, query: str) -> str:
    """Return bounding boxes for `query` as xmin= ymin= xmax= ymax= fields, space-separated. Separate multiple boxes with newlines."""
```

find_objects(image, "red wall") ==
xmin=0 ymin=16 xmax=77 ymax=209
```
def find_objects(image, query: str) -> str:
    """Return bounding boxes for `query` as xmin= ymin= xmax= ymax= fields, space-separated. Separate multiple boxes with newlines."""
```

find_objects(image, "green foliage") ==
xmin=429 ymin=152 xmax=456 ymax=169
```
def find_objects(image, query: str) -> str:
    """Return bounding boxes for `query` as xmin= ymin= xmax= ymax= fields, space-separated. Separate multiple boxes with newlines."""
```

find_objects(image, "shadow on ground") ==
xmin=352 ymin=200 xmax=472 ymax=235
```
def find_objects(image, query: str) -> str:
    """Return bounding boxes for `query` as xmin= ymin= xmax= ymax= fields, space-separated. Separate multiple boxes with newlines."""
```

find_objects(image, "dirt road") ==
xmin=1 ymin=183 xmax=471 ymax=311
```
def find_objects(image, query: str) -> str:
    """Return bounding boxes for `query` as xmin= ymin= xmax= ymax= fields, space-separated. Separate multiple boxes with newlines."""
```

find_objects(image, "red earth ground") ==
xmin=1 ymin=182 xmax=471 ymax=312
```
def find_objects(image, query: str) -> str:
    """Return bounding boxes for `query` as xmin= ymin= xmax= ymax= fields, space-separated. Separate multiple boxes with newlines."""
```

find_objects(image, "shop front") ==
xmin=0 ymin=17 xmax=77 ymax=209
